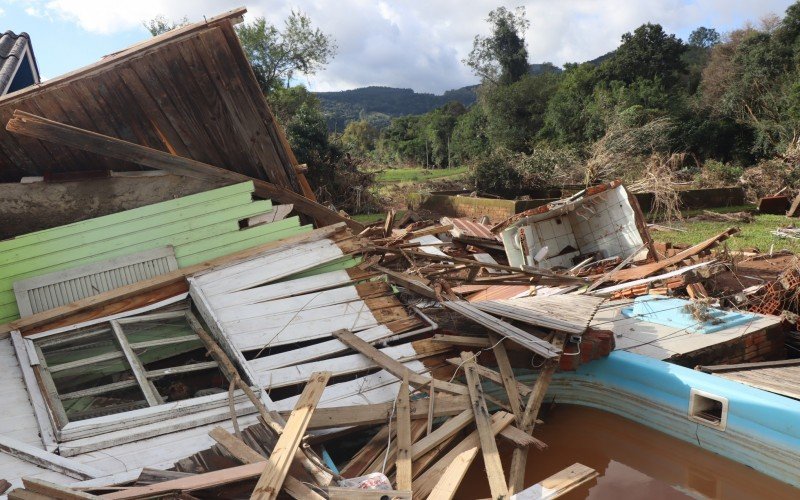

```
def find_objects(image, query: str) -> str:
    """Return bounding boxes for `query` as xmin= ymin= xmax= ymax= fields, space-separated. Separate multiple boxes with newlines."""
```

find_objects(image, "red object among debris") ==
xmin=559 ymin=328 xmax=615 ymax=371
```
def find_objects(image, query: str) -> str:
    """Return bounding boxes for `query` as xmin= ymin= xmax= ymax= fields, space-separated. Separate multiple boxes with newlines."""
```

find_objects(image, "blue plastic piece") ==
xmin=621 ymin=295 xmax=757 ymax=333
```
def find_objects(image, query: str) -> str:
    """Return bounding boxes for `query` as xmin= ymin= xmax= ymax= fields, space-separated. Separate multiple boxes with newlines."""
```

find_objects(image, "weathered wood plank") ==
xmin=461 ymin=352 xmax=508 ymax=499
xmin=508 ymin=336 xmax=565 ymax=495
xmin=209 ymin=427 xmax=324 ymax=500
xmin=251 ymin=371 xmax=331 ymax=500
xmin=512 ymin=463 xmax=597 ymax=500
xmin=395 ymin=375 xmax=412 ymax=491
xmin=332 ymin=329 xmax=468 ymax=396
xmin=490 ymin=333 xmax=523 ymax=424
xmin=414 ymin=412 xmax=514 ymax=499
xmin=0 ymin=434 xmax=103 ymax=480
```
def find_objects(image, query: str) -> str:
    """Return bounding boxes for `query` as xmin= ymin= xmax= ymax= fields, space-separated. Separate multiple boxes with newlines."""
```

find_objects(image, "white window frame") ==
xmin=14 ymin=301 xmax=258 ymax=453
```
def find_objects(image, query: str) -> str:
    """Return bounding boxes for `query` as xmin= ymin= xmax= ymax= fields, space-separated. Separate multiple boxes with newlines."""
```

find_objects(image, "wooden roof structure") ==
xmin=0 ymin=8 xmax=302 ymax=193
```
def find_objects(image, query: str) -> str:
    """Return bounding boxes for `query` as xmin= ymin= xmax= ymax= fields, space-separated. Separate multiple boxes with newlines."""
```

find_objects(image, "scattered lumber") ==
xmin=251 ymin=371 xmax=331 ymax=500
xmin=460 ymin=352 xmax=509 ymax=499
xmin=508 ymin=335 xmax=566 ymax=495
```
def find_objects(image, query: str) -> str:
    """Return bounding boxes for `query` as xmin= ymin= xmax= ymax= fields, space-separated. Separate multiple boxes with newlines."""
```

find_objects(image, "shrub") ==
xmin=694 ymin=160 xmax=743 ymax=187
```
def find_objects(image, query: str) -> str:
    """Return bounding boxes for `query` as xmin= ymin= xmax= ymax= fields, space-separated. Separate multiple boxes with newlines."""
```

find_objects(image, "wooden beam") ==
xmin=209 ymin=427 xmax=324 ymax=500
xmin=103 ymin=463 xmax=266 ymax=499
xmin=431 ymin=334 xmax=491 ymax=348
xmin=6 ymin=111 xmax=364 ymax=232
xmin=0 ymin=223 xmax=347 ymax=336
xmin=414 ymin=412 xmax=514 ymax=499
xmin=513 ymin=463 xmax=598 ymax=500
xmin=489 ymin=333 xmax=523 ymax=424
xmin=20 ymin=479 xmax=100 ymax=500
xmin=441 ymin=300 xmax=561 ymax=359
xmin=331 ymin=329 xmax=468 ymax=396
xmin=0 ymin=435 xmax=103 ymax=480
xmin=322 ymin=488 xmax=412 ymax=499
xmin=508 ymin=336 xmax=565 ymax=495
xmin=460 ymin=352 xmax=508 ymax=500
xmin=299 ymin=396 xmax=467 ymax=429
xmin=410 ymin=409 xmax=473 ymax=460
xmin=446 ymin=357 xmax=533 ymax=398
xmin=251 ymin=371 xmax=331 ymax=500
xmin=395 ymin=374 xmax=412 ymax=491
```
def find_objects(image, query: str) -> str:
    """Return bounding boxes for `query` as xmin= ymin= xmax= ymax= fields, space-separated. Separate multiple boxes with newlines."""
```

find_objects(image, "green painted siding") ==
xmin=0 ymin=182 xmax=313 ymax=323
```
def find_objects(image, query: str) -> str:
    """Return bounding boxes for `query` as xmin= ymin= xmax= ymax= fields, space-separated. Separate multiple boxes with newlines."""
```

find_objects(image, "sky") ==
xmin=1 ymin=0 xmax=796 ymax=94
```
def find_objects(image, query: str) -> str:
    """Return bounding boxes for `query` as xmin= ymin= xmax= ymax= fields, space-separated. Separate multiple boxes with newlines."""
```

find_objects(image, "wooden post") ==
xmin=508 ymin=336 xmax=566 ymax=495
xmin=460 ymin=352 xmax=508 ymax=500
xmin=395 ymin=374 xmax=412 ymax=491
xmin=251 ymin=371 xmax=331 ymax=500
xmin=5 ymin=110 xmax=364 ymax=232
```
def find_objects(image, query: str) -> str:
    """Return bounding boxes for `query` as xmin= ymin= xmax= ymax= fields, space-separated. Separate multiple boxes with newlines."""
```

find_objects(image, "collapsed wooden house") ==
xmin=2 ymin=5 xmax=799 ymax=500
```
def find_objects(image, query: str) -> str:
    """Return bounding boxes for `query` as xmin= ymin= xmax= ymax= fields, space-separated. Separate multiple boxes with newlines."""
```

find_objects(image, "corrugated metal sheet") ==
xmin=13 ymin=247 xmax=179 ymax=317
xmin=0 ymin=9 xmax=302 ymax=193
xmin=0 ymin=181 xmax=311 ymax=323
xmin=449 ymin=217 xmax=501 ymax=241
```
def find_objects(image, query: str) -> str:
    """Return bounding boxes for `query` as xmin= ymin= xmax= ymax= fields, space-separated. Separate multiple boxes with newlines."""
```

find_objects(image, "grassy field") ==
xmin=652 ymin=206 xmax=800 ymax=253
xmin=373 ymin=166 xmax=469 ymax=184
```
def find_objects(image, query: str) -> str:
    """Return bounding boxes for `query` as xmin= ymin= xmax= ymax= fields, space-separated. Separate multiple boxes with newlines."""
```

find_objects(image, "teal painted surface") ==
xmin=504 ymin=351 xmax=800 ymax=488
xmin=0 ymin=182 xmax=309 ymax=323
xmin=621 ymin=296 xmax=756 ymax=334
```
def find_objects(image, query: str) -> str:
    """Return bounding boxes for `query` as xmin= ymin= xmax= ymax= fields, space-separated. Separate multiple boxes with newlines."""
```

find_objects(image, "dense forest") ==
xmin=224 ymin=3 xmax=800 ymax=212
xmin=319 ymin=3 xmax=800 ymax=200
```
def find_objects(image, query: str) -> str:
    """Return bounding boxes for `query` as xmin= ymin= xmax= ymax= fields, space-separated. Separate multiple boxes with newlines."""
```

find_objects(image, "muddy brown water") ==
xmin=455 ymin=404 xmax=800 ymax=499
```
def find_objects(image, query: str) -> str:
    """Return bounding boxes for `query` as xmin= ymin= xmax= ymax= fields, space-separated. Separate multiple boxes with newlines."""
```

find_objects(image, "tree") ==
xmin=236 ymin=11 xmax=337 ymax=93
xmin=539 ymin=63 xmax=603 ymax=145
xmin=601 ymin=23 xmax=686 ymax=87
xmin=464 ymin=7 xmax=530 ymax=85
xmin=143 ymin=15 xmax=189 ymax=36
xmin=688 ymin=27 xmax=720 ymax=48
xmin=341 ymin=120 xmax=379 ymax=155
xmin=481 ymin=72 xmax=561 ymax=152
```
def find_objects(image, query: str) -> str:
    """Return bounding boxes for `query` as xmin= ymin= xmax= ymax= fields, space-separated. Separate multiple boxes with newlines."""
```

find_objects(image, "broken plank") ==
xmin=461 ymin=351 xmax=508 ymax=500
xmin=511 ymin=463 xmax=597 ymax=500
xmin=322 ymin=488 xmax=411 ymax=499
xmin=20 ymin=479 xmax=100 ymax=500
xmin=395 ymin=375 xmax=412 ymax=491
xmin=103 ymin=463 xmax=266 ymax=499
xmin=416 ymin=412 xmax=515 ymax=499
xmin=209 ymin=427 xmax=324 ymax=500
xmin=0 ymin=435 xmax=103 ymax=480
xmin=332 ymin=329 xmax=468 ymax=395
xmin=411 ymin=409 xmax=473 ymax=459
xmin=489 ymin=333 xmax=523 ymax=424
xmin=431 ymin=334 xmax=491 ymax=348
xmin=251 ymin=371 xmax=331 ymax=500
xmin=508 ymin=336 xmax=565 ymax=495
xmin=441 ymin=300 xmax=561 ymax=358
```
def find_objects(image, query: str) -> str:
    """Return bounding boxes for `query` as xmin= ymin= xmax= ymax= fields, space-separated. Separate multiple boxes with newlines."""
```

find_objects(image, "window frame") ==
xmin=17 ymin=307 xmax=255 ymax=445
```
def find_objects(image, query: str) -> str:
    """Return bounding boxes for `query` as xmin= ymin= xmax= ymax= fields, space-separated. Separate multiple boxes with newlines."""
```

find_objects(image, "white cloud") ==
xmin=22 ymin=0 xmax=799 ymax=93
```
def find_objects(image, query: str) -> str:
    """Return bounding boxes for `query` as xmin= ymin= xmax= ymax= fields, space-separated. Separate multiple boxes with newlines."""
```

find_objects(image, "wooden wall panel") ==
xmin=0 ymin=11 xmax=302 ymax=194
